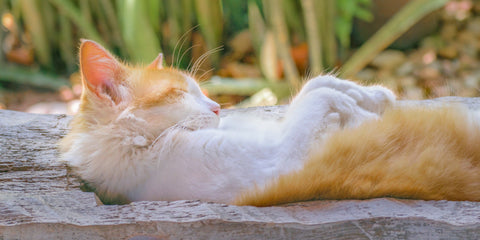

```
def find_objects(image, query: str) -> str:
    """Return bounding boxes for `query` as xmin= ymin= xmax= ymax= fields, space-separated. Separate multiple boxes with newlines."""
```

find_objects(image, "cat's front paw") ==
xmin=299 ymin=75 xmax=395 ymax=114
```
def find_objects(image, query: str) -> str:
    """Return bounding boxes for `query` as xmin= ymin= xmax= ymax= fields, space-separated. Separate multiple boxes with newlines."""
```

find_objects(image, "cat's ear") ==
xmin=79 ymin=39 xmax=124 ymax=103
xmin=147 ymin=53 xmax=164 ymax=70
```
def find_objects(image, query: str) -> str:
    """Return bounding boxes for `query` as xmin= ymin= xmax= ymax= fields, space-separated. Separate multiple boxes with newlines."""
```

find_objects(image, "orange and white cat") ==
xmin=60 ymin=40 xmax=480 ymax=206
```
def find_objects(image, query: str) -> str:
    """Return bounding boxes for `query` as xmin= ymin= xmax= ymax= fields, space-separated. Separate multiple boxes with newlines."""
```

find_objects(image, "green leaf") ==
xmin=355 ymin=7 xmax=373 ymax=21
xmin=20 ymin=0 xmax=52 ymax=67
xmin=120 ymin=0 xmax=162 ymax=64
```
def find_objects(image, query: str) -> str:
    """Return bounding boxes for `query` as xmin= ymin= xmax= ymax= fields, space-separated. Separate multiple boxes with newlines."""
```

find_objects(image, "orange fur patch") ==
xmin=234 ymin=106 xmax=480 ymax=206
xmin=132 ymin=68 xmax=189 ymax=107
xmin=60 ymin=60 xmax=190 ymax=154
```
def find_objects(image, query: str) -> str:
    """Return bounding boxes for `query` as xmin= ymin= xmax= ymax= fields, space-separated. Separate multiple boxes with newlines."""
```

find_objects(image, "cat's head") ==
xmin=74 ymin=40 xmax=220 ymax=135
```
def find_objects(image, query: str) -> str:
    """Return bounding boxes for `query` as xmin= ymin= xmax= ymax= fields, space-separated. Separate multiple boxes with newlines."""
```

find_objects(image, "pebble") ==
xmin=370 ymin=50 xmax=407 ymax=70
xmin=466 ymin=17 xmax=480 ymax=37
xmin=355 ymin=4 xmax=480 ymax=100
xmin=438 ymin=44 xmax=459 ymax=59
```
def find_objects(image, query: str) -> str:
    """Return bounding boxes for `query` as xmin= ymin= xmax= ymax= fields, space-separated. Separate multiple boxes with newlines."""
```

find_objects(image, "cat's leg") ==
xmin=294 ymin=75 xmax=396 ymax=115
xmin=277 ymin=87 xmax=377 ymax=171
xmin=284 ymin=87 xmax=377 ymax=142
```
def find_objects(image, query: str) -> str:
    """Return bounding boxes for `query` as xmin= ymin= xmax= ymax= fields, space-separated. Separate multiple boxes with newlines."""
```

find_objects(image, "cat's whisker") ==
xmin=190 ymin=46 xmax=223 ymax=77
xmin=172 ymin=25 xmax=198 ymax=68
xmin=179 ymin=44 xmax=201 ymax=71
xmin=197 ymin=68 xmax=215 ymax=81
xmin=199 ymin=80 xmax=211 ymax=87
xmin=186 ymin=44 xmax=208 ymax=73
xmin=190 ymin=50 xmax=213 ymax=76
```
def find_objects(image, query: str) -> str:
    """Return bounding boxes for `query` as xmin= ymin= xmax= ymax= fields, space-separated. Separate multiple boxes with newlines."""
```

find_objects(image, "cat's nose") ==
xmin=211 ymin=104 xmax=220 ymax=115
xmin=202 ymin=96 xmax=221 ymax=115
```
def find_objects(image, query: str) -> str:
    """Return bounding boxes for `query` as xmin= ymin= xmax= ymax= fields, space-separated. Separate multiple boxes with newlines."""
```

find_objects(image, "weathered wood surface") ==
xmin=1 ymin=98 xmax=480 ymax=240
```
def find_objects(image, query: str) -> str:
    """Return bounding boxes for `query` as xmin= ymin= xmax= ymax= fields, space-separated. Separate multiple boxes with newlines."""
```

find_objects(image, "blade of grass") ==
xmin=176 ymin=0 xmax=194 ymax=68
xmin=248 ymin=0 xmax=266 ymax=58
xmin=0 ymin=64 xmax=68 ymax=90
xmin=282 ymin=0 xmax=305 ymax=40
xmin=301 ymin=0 xmax=323 ymax=75
xmin=48 ymin=0 xmax=105 ymax=46
xmin=340 ymin=0 xmax=448 ymax=78
xmin=0 ymin=0 xmax=5 ymax=64
xmin=265 ymin=0 xmax=301 ymax=89
xmin=58 ymin=12 xmax=75 ymax=73
xmin=193 ymin=0 xmax=223 ymax=66
xmin=319 ymin=0 xmax=337 ymax=68
xmin=120 ymin=0 xmax=161 ymax=63
xmin=9 ymin=0 xmax=22 ymax=19
xmin=79 ymin=0 xmax=92 ymax=25
xmin=180 ymin=0 xmax=193 ymax=33
xmin=317 ymin=0 xmax=337 ymax=68
xmin=99 ymin=0 xmax=126 ymax=55
xmin=166 ymin=0 xmax=182 ymax=50
xmin=90 ymin=0 xmax=111 ymax=43
xmin=146 ymin=0 xmax=161 ymax=32
xmin=40 ymin=1 xmax=57 ymax=46
xmin=19 ymin=0 xmax=52 ymax=67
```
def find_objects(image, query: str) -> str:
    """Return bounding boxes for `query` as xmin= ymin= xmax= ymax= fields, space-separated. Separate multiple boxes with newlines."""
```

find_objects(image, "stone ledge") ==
xmin=1 ymin=97 xmax=479 ymax=239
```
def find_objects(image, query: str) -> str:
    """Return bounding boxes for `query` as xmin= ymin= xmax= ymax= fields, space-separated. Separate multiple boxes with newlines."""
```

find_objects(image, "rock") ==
xmin=438 ymin=43 xmax=459 ymax=59
xmin=1 ymin=102 xmax=480 ymax=239
xmin=370 ymin=50 xmax=407 ymax=70
xmin=401 ymin=87 xmax=425 ymax=100
xmin=416 ymin=66 xmax=441 ymax=80
xmin=419 ymin=35 xmax=444 ymax=51
xmin=395 ymin=61 xmax=415 ymax=77
xmin=457 ymin=31 xmax=479 ymax=58
xmin=400 ymin=82 xmax=425 ymax=100
xmin=466 ymin=17 xmax=480 ymax=37
xmin=463 ymin=71 xmax=480 ymax=89
xmin=440 ymin=23 xmax=458 ymax=40
xmin=354 ymin=68 xmax=377 ymax=83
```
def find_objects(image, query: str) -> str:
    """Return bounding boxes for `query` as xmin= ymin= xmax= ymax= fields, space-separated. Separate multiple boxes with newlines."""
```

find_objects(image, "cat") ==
xmin=59 ymin=39 xmax=480 ymax=206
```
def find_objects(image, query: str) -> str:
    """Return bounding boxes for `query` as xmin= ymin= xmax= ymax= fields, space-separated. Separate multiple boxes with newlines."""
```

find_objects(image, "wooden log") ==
xmin=1 ymin=98 xmax=480 ymax=239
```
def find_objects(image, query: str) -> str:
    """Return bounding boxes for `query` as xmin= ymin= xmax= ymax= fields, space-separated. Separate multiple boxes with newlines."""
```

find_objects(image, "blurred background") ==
xmin=0 ymin=0 xmax=479 ymax=114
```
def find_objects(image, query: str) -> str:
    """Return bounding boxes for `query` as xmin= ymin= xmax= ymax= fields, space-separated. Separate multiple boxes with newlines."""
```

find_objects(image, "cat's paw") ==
xmin=297 ymin=87 xmax=377 ymax=127
xmin=299 ymin=75 xmax=395 ymax=114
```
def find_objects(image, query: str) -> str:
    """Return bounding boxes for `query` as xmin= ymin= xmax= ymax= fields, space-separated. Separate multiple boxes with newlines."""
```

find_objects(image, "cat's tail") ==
xmin=234 ymin=106 xmax=480 ymax=207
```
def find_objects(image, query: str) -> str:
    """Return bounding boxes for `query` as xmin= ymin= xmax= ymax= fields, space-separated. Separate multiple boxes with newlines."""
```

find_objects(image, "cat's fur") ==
xmin=60 ymin=40 xmax=480 ymax=206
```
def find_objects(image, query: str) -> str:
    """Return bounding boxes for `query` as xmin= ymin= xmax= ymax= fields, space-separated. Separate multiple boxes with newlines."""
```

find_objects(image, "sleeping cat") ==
xmin=60 ymin=40 xmax=480 ymax=206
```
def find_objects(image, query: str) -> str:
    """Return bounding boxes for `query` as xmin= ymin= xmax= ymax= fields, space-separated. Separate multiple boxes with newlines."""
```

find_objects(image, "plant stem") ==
xmin=201 ymin=77 xmax=291 ymax=98
xmin=340 ymin=0 xmax=448 ymax=78
xmin=266 ymin=0 xmax=301 ymax=90
xmin=0 ymin=0 xmax=5 ymax=64
xmin=19 ymin=0 xmax=52 ymax=67
xmin=119 ymin=0 xmax=162 ymax=63
xmin=99 ymin=0 xmax=126 ymax=56
xmin=320 ymin=0 xmax=337 ymax=68
xmin=194 ymin=0 xmax=223 ymax=66
xmin=58 ymin=13 xmax=76 ymax=73
xmin=48 ymin=0 xmax=106 ymax=46
xmin=301 ymin=0 xmax=323 ymax=75
xmin=248 ymin=0 xmax=266 ymax=56
xmin=0 ymin=64 xmax=68 ymax=90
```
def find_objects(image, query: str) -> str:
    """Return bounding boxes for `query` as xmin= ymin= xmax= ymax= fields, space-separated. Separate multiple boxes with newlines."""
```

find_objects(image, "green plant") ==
xmin=0 ymin=0 xmax=449 ymax=101
xmin=335 ymin=0 xmax=373 ymax=49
